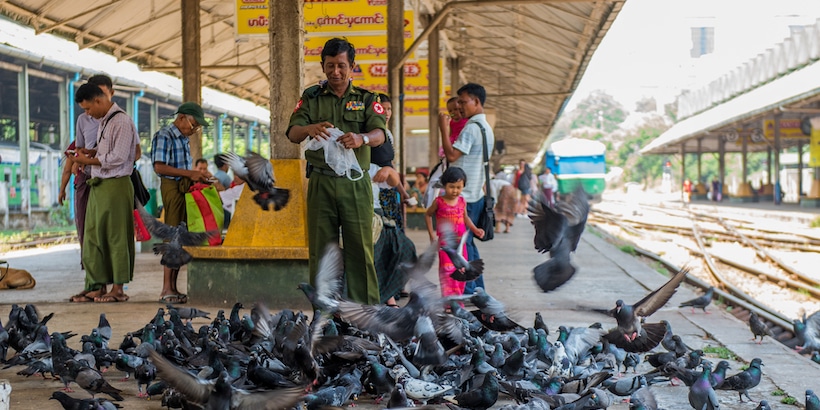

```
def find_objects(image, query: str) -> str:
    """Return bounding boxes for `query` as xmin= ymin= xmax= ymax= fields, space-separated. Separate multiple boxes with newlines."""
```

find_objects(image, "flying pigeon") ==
xmin=137 ymin=204 xmax=218 ymax=269
xmin=793 ymin=310 xmax=820 ymax=353
xmin=223 ymin=151 xmax=290 ymax=211
xmin=437 ymin=221 xmax=484 ymax=282
xmin=679 ymin=286 xmax=714 ymax=313
xmin=602 ymin=268 xmax=688 ymax=352
xmin=528 ymin=187 xmax=589 ymax=292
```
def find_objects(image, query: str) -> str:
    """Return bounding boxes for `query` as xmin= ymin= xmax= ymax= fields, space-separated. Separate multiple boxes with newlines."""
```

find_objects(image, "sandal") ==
xmin=159 ymin=294 xmax=188 ymax=304
xmin=70 ymin=294 xmax=94 ymax=303
xmin=94 ymin=294 xmax=129 ymax=303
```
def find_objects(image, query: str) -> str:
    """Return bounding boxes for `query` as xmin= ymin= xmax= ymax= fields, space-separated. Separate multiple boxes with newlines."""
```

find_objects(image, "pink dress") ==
xmin=434 ymin=196 xmax=467 ymax=297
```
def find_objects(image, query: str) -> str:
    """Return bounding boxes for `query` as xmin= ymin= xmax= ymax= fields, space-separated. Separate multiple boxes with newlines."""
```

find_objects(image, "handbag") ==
xmin=133 ymin=209 xmax=151 ymax=242
xmin=130 ymin=168 xmax=151 ymax=207
xmin=475 ymin=123 xmax=495 ymax=242
xmin=185 ymin=183 xmax=224 ymax=246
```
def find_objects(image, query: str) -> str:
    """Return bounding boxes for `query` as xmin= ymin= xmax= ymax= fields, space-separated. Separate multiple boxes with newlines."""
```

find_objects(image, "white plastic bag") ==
xmin=304 ymin=128 xmax=364 ymax=181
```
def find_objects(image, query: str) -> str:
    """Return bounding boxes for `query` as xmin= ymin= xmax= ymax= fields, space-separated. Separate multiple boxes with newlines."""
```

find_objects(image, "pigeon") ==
xmin=717 ymin=357 xmax=763 ymax=402
xmin=807 ymin=389 xmax=820 ymax=410
xmin=755 ymin=400 xmax=772 ymax=410
xmin=438 ymin=221 xmax=484 ymax=282
xmin=450 ymin=287 xmax=522 ymax=332
xmin=629 ymin=383 xmax=657 ymax=410
xmin=528 ymin=187 xmax=589 ymax=292
xmin=148 ymin=349 xmax=304 ymax=410
xmin=65 ymin=359 xmax=124 ymax=401
xmin=534 ymin=312 xmax=549 ymax=335
xmin=711 ymin=360 xmax=730 ymax=388
xmin=223 ymin=151 xmax=290 ymax=211
xmin=298 ymin=244 xmax=344 ymax=313
xmin=168 ymin=306 xmax=211 ymax=321
xmin=393 ymin=365 xmax=453 ymax=404
xmin=0 ymin=318 xmax=8 ymax=362
xmin=604 ymin=375 xmax=646 ymax=397
xmin=793 ymin=310 xmax=820 ymax=353
xmin=445 ymin=371 xmax=499 ymax=410
xmin=688 ymin=364 xmax=719 ymax=410
xmin=749 ymin=312 xmax=773 ymax=344
xmin=678 ymin=286 xmax=714 ymax=313
xmin=602 ymin=268 xmax=688 ymax=352
xmin=137 ymin=204 xmax=218 ymax=269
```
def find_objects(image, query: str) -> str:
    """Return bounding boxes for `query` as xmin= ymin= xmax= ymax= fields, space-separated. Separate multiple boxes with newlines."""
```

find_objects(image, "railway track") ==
xmin=1 ymin=231 xmax=77 ymax=251
xmin=587 ymin=202 xmax=820 ymax=362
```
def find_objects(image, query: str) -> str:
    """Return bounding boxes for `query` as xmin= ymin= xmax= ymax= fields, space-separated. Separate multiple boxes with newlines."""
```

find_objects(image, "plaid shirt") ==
xmin=150 ymin=124 xmax=191 ymax=180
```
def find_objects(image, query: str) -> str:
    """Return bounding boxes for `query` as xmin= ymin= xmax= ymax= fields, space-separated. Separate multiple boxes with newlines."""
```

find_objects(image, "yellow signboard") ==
xmin=304 ymin=35 xmax=413 ymax=63
xmin=236 ymin=0 xmax=269 ymax=37
xmin=237 ymin=0 xmax=414 ymax=39
xmin=764 ymin=119 xmax=810 ymax=139
xmin=810 ymin=129 xmax=820 ymax=167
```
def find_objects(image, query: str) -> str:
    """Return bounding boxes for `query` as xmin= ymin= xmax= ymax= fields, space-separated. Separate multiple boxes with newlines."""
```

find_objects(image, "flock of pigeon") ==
xmin=1 ymin=190 xmax=820 ymax=410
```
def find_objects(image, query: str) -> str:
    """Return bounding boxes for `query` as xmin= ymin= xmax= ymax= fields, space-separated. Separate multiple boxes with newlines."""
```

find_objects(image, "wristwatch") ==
xmin=361 ymin=134 xmax=370 ymax=146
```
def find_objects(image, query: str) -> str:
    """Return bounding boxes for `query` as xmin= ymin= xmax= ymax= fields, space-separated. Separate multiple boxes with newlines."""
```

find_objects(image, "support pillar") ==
xmin=449 ymin=57 xmax=460 ymax=95
xmin=215 ymin=114 xmax=224 ymax=153
xmin=388 ymin=0 xmax=404 ymax=172
xmin=427 ymin=17 xmax=440 ymax=174
xmin=680 ymin=144 xmax=686 ymax=202
xmin=230 ymin=120 xmax=236 ymax=153
xmin=693 ymin=138 xmax=706 ymax=198
xmin=186 ymin=0 xmax=310 ymax=309
xmin=18 ymin=65 xmax=30 ymax=220
xmin=718 ymin=137 xmax=726 ymax=202
xmin=181 ymin=0 xmax=202 ymax=160
xmin=733 ymin=135 xmax=754 ymax=202
xmin=775 ymin=115 xmax=782 ymax=204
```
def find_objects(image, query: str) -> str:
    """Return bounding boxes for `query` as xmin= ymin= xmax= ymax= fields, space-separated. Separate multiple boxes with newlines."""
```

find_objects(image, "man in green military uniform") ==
xmin=287 ymin=38 xmax=387 ymax=304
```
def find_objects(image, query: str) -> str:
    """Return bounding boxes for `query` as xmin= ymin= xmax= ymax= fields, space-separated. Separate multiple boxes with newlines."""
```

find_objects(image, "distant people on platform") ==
xmin=539 ymin=167 xmax=557 ymax=207
xmin=287 ymin=37 xmax=386 ymax=305
xmin=440 ymin=82 xmax=494 ymax=295
xmin=514 ymin=162 xmax=534 ymax=217
xmin=438 ymin=97 xmax=468 ymax=160
xmin=151 ymin=101 xmax=213 ymax=304
xmin=711 ymin=178 xmax=722 ymax=202
xmin=490 ymin=173 xmax=516 ymax=234
xmin=407 ymin=170 xmax=427 ymax=208
xmin=683 ymin=178 xmax=692 ymax=203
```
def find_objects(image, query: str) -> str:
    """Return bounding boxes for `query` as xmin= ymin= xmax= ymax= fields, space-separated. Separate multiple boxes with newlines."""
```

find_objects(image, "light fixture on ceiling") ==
xmin=409 ymin=129 xmax=429 ymax=135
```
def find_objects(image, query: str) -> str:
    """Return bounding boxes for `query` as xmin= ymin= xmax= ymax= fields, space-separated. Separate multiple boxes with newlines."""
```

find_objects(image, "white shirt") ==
xmin=452 ymin=113 xmax=494 ymax=203
xmin=539 ymin=173 xmax=557 ymax=190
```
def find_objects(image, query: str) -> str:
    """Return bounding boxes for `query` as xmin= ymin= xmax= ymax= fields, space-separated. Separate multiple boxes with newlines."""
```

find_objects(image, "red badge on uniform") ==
xmin=373 ymin=102 xmax=385 ymax=115
xmin=293 ymin=99 xmax=303 ymax=112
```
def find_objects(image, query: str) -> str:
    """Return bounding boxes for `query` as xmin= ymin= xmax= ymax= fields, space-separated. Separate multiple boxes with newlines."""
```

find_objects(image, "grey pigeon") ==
xmin=807 ymin=390 xmax=820 ymax=410
xmin=138 ymin=204 xmax=218 ymax=269
xmin=298 ymin=244 xmax=344 ymax=313
xmin=603 ymin=268 xmax=688 ymax=352
xmin=223 ymin=151 xmax=290 ymax=211
xmin=793 ymin=310 xmax=820 ymax=353
xmin=148 ymin=349 xmax=304 ymax=410
xmin=167 ymin=305 xmax=211 ymax=321
xmin=65 ymin=359 xmax=124 ymax=401
xmin=445 ymin=371 xmax=499 ymax=410
xmin=528 ymin=187 xmax=589 ymax=292
xmin=679 ymin=286 xmax=714 ymax=313
xmin=438 ymin=221 xmax=484 ymax=282
xmin=717 ymin=357 xmax=763 ymax=402
xmin=749 ymin=312 xmax=773 ymax=344
xmin=629 ymin=383 xmax=656 ymax=410
xmin=450 ymin=287 xmax=522 ymax=332
xmin=755 ymin=400 xmax=772 ymax=410
xmin=689 ymin=364 xmax=719 ymax=410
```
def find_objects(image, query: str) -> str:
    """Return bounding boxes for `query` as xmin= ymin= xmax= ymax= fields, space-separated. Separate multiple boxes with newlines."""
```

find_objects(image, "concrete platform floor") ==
xmin=0 ymin=214 xmax=818 ymax=410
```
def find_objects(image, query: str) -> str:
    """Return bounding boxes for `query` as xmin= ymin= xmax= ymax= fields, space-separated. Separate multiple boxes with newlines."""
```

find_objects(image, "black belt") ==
xmin=312 ymin=167 xmax=343 ymax=178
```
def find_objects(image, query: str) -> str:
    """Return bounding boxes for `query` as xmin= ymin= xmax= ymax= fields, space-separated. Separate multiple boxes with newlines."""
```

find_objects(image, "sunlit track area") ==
xmin=589 ymin=193 xmax=820 ymax=355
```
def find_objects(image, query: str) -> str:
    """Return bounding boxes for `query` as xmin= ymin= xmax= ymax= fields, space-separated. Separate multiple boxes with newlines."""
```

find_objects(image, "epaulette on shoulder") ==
xmin=352 ymin=86 xmax=378 ymax=103
xmin=305 ymin=84 xmax=323 ymax=97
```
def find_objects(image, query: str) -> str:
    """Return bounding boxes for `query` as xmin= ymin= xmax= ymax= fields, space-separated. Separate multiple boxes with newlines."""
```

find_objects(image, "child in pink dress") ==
xmin=425 ymin=167 xmax=485 ymax=298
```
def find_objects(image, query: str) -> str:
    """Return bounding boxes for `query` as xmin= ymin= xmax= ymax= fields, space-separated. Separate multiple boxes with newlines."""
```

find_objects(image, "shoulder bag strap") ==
xmin=475 ymin=122 xmax=491 ymax=200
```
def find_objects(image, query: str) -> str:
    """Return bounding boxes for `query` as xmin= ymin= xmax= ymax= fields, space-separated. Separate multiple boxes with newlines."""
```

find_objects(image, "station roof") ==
xmin=0 ymin=0 xmax=624 ymax=164
xmin=641 ymin=20 xmax=820 ymax=156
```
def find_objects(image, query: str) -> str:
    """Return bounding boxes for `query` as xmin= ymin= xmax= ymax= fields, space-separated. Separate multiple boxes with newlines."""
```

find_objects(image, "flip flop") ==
xmin=94 ymin=294 xmax=129 ymax=303
xmin=159 ymin=294 xmax=188 ymax=304
xmin=70 ymin=294 xmax=94 ymax=303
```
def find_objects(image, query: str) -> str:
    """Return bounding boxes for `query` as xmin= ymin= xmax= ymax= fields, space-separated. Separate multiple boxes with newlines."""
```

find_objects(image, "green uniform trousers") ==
xmin=83 ymin=176 xmax=135 ymax=290
xmin=307 ymin=172 xmax=380 ymax=305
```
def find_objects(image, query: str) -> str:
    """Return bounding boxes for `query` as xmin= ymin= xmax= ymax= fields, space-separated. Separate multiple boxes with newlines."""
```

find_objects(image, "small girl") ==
xmin=425 ymin=166 xmax=485 ymax=298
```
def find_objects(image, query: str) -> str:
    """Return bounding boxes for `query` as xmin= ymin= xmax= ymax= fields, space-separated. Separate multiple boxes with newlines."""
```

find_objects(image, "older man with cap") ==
xmin=150 ymin=101 xmax=212 ymax=304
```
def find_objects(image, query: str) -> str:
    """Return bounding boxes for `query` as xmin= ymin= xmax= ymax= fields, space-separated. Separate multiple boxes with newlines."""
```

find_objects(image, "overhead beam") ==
xmin=35 ymin=0 xmax=122 ymax=34
xmin=79 ymin=9 xmax=179 ymax=50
